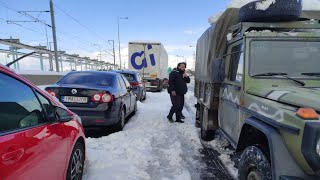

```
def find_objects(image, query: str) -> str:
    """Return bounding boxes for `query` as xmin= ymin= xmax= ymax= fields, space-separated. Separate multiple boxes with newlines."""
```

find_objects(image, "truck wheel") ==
xmin=200 ymin=113 xmax=215 ymax=141
xmin=238 ymin=146 xmax=272 ymax=180
xmin=195 ymin=104 xmax=201 ymax=128
xmin=239 ymin=0 xmax=302 ymax=22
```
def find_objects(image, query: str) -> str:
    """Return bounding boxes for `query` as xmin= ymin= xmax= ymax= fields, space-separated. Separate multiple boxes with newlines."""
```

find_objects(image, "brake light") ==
xmin=93 ymin=94 xmax=101 ymax=101
xmin=101 ymin=94 xmax=112 ymax=103
xmin=46 ymin=90 xmax=56 ymax=97
xmin=296 ymin=108 xmax=319 ymax=120
xmin=92 ymin=93 xmax=113 ymax=103
xmin=130 ymin=82 xmax=139 ymax=86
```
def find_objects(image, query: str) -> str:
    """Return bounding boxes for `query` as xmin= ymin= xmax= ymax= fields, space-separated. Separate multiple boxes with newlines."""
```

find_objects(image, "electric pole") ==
xmin=108 ymin=40 xmax=116 ymax=69
xmin=50 ymin=0 xmax=59 ymax=72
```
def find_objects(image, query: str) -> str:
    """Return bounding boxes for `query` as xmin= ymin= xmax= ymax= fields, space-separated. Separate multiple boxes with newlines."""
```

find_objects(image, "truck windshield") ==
xmin=250 ymin=40 xmax=320 ymax=78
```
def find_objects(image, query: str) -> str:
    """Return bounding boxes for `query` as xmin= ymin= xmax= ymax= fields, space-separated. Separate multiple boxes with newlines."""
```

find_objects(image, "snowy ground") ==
xmin=38 ymin=80 xmax=238 ymax=179
xmin=82 ymin=84 xmax=238 ymax=180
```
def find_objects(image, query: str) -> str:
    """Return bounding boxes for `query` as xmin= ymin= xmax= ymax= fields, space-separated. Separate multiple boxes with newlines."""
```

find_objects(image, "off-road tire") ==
xmin=239 ymin=0 xmax=302 ymax=22
xmin=200 ymin=114 xmax=215 ymax=141
xmin=238 ymin=146 xmax=272 ymax=180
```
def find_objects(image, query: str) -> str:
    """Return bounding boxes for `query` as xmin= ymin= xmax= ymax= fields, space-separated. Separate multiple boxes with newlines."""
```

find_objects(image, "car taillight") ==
xmin=101 ymin=94 xmax=112 ymax=103
xmin=92 ymin=93 xmax=113 ymax=103
xmin=46 ymin=90 xmax=56 ymax=97
xmin=152 ymin=82 xmax=159 ymax=85
xmin=130 ymin=82 xmax=140 ymax=86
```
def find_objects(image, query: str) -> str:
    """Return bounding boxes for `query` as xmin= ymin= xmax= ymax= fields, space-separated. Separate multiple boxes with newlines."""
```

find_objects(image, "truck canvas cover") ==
xmin=195 ymin=8 xmax=240 ymax=82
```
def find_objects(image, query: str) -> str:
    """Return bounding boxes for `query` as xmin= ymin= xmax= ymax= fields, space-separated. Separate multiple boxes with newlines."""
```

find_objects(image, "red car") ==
xmin=0 ymin=64 xmax=86 ymax=180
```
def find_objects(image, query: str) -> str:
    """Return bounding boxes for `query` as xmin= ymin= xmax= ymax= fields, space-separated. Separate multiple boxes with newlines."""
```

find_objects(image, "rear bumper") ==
xmin=67 ymin=104 xmax=119 ymax=128
xmin=146 ymin=86 xmax=160 ymax=91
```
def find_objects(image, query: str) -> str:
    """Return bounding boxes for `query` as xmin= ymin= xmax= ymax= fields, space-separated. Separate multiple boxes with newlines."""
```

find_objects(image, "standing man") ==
xmin=167 ymin=62 xmax=190 ymax=123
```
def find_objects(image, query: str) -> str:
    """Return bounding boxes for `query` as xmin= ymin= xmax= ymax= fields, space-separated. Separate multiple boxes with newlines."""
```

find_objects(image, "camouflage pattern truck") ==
xmin=195 ymin=8 xmax=320 ymax=180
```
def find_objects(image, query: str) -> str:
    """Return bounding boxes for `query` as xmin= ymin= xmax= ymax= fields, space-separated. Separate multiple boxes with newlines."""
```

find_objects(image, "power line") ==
xmin=54 ymin=4 xmax=109 ymax=44
xmin=0 ymin=1 xmax=98 ymax=55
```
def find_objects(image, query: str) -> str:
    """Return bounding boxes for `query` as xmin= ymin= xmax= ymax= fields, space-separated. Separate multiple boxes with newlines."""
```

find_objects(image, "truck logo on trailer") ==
xmin=131 ymin=45 xmax=156 ymax=70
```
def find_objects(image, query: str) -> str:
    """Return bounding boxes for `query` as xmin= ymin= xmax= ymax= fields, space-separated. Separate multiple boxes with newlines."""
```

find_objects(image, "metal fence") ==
xmin=0 ymin=38 xmax=118 ymax=72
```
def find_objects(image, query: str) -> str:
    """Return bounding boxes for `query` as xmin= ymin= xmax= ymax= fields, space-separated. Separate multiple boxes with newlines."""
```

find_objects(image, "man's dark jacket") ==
xmin=168 ymin=69 xmax=190 ymax=95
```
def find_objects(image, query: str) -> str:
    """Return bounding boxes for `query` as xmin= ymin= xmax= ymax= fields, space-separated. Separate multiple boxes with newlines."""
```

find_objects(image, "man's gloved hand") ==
xmin=171 ymin=91 xmax=177 ymax=96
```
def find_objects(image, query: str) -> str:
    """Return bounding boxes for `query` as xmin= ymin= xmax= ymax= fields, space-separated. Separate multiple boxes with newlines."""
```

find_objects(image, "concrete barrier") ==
xmin=16 ymin=70 xmax=67 ymax=86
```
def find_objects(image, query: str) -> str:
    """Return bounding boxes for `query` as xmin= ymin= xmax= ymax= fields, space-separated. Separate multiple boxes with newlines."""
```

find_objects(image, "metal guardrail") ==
xmin=0 ymin=39 xmax=119 ymax=72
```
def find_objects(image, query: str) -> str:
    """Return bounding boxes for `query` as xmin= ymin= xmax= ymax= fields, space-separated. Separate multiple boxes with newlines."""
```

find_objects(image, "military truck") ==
xmin=195 ymin=4 xmax=320 ymax=180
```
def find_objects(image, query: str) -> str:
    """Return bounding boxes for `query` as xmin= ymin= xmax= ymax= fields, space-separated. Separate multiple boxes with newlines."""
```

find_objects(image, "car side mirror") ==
xmin=127 ymin=86 xmax=133 ymax=92
xmin=54 ymin=106 xmax=72 ymax=122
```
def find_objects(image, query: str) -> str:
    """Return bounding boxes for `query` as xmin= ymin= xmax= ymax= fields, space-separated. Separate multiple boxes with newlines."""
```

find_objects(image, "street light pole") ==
xmin=50 ymin=0 xmax=59 ymax=72
xmin=108 ymin=40 xmax=116 ymax=69
xmin=117 ymin=16 xmax=128 ymax=69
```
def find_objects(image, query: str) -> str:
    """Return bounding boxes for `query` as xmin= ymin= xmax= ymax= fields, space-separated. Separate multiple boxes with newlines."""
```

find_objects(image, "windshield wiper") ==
xmin=301 ymin=73 xmax=320 ymax=77
xmin=252 ymin=72 xmax=305 ymax=86
xmin=252 ymin=73 xmax=288 ymax=77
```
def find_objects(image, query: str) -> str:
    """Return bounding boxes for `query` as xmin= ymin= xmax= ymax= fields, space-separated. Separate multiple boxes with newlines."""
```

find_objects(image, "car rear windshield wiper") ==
xmin=301 ymin=73 xmax=320 ymax=77
xmin=252 ymin=72 xmax=305 ymax=86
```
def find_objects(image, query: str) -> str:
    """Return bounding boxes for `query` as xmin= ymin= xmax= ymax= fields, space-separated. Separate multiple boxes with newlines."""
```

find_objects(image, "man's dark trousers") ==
xmin=168 ymin=94 xmax=184 ymax=121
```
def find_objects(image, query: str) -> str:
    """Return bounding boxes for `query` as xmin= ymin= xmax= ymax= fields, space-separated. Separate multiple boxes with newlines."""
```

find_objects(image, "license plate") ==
xmin=62 ymin=96 xmax=88 ymax=103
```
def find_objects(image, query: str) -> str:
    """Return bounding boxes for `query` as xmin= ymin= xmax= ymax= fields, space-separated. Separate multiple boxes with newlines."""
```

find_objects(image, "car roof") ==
xmin=0 ymin=64 xmax=16 ymax=73
xmin=112 ymin=70 xmax=139 ymax=75
xmin=67 ymin=70 xmax=119 ymax=76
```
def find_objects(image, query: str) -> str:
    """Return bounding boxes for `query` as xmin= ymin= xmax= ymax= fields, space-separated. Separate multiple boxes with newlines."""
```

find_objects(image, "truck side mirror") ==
xmin=211 ymin=57 xmax=225 ymax=83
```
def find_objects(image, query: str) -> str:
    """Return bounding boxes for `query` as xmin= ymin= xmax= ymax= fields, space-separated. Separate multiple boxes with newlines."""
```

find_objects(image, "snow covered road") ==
xmin=82 ymin=89 xmax=237 ymax=180
xmin=83 ymin=91 xmax=206 ymax=179
xmin=37 ymin=81 xmax=237 ymax=179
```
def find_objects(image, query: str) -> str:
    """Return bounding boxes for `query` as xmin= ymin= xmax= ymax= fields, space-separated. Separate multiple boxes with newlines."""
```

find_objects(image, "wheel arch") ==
xmin=237 ymin=117 xmax=305 ymax=179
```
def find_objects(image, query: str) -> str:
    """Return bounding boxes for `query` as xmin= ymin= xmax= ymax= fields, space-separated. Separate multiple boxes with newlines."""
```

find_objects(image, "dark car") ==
xmin=0 ymin=64 xmax=86 ymax=180
xmin=45 ymin=71 xmax=137 ymax=131
xmin=112 ymin=70 xmax=146 ymax=101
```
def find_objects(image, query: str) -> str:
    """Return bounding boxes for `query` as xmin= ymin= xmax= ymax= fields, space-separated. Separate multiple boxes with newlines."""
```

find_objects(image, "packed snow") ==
xmin=82 ymin=91 xmax=205 ymax=180
xmin=227 ymin=33 xmax=233 ymax=41
xmin=208 ymin=12 xmax=223 ymax=24
xmin=255 ymin=0 xmax=276 ymax=11
xmin=37 ymin=81 xmax=238 ymax=180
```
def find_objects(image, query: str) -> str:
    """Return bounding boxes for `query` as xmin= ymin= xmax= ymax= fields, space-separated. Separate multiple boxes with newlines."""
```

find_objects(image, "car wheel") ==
xmin=239 ymin=0 xmax=302 ymax=22
xmin=66 ymin=142 xmax=85 ymax=180
xmin=115 ymin=108 xmax=125 ymax=131
xmin=238 ymin=146 xmax=272 ymax=180
xmin=142 ymin=91 xmax=147 ymax=101
xmin=131 ymin=101 xmax=137 ymax=116
xmin=139 ymin=91 xmax=144 ymax=102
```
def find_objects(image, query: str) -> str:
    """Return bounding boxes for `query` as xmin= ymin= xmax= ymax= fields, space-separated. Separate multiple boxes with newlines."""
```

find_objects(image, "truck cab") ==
xmin=195 ymin=9 xmax=320 ymax=180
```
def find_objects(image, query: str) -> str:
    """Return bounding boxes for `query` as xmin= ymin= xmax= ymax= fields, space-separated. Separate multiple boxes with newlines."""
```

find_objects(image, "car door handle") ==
xmin=2 ymin=148 xmax=24 ymax=161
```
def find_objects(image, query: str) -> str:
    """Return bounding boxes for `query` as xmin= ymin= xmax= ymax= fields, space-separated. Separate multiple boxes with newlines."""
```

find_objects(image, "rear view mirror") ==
xmin=54 ymin=106 xmax=72 ymax=122
xmin=127 ymin=86 xmax=133 ymax=92
xmin=211 ymin=57 xmax=225 ymax=83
